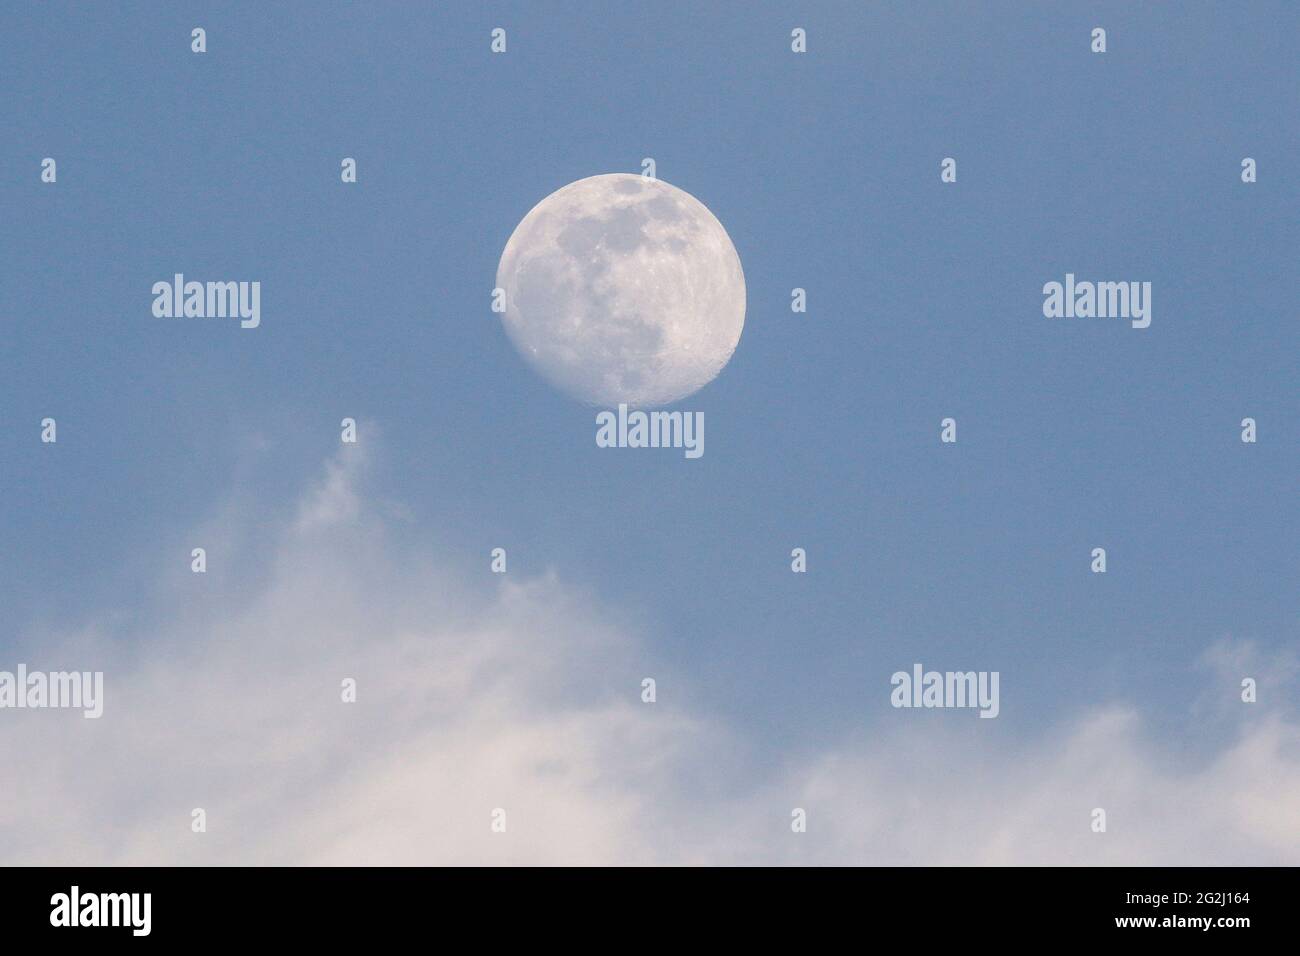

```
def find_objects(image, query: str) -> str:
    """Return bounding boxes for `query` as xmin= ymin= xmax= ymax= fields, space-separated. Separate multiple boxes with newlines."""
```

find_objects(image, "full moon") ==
xmin=496 ymin=173 xmax=745 ymax=407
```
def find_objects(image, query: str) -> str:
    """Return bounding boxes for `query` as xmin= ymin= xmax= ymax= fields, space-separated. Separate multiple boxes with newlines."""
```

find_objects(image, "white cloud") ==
xmin=697 ymin=705 xmax=1300 ymax=866
xmin=2 ymin=450 xmax=1296 ymax=865
xmin=294 ymin=441 xmax=366 ymax=531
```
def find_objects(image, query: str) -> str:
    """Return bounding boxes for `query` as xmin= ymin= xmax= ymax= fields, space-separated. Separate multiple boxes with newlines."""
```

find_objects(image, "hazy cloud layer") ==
xmin=3 ymin=449 xmax=1295 ymax=865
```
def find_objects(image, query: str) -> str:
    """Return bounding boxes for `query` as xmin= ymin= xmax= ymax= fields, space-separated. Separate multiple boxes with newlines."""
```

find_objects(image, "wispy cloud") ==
xmin=2 ymin=448 xmax=1295 ymax=865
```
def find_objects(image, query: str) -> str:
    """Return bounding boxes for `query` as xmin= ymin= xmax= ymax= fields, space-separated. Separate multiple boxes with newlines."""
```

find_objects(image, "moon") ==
xmin=496 ymin=173 xmax=745 ymax=407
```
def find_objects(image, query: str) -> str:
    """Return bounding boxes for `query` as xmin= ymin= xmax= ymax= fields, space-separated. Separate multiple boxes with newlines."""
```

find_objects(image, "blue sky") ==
xmin=0 ymin=3 xmax=1296 ymax=862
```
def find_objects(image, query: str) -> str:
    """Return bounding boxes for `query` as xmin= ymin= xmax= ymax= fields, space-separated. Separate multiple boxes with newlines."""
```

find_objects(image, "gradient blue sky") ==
xmin=3 ymin=1 xmax=1296 ymax=775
